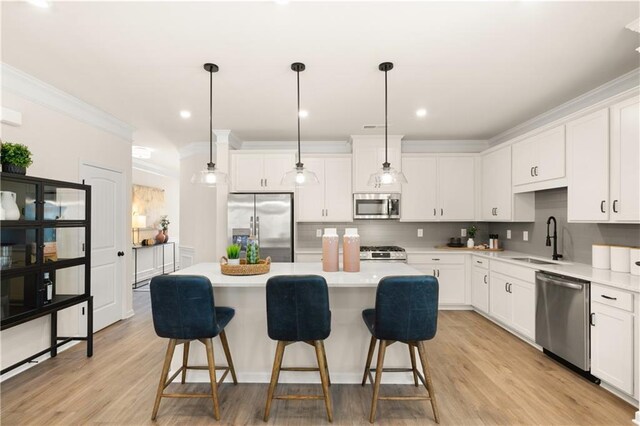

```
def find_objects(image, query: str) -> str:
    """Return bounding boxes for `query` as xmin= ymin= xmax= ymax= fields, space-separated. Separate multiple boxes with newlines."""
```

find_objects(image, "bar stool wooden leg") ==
xmin=315 ymin=340 xmax=333 ymax=422
xmin=408 ymin=343 xmax=419 ymax=387
xmin=417 ymin=341 xmax=440 ymax=424
xmin=151 ymin=339 xmax=177 ymax=420
xmin=203 ymin=338 xmax=221 ymax=421
xmin=369 ymin=339 xmax=387 ymax=423
xmin=219 ymin=330 xmax=238 ymax=384
xmin=181 ymin=341 xmax=190 ymax=384
xmin=362 ymin=336 xmax=377 ymax=386
xmin=320 ymin=340 xmax=331 ymax=387
xmin=264 ymin=341 xmax=286 ymax=422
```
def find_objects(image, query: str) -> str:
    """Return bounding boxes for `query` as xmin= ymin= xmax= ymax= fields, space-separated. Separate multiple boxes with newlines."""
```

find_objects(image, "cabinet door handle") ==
xmin=505 ymin=282 xmax=508 ymax=292
xmin=437 ymin=269 xmax=440 ymax=278
xmin=495 ymin=207 xmax=498 ymax=216
xmin=325 ymin=209 xmax=328 ymax=217
xmin=483 ymin=274 xmax=488 ymax=284
xmin=534 ymin=166 xmax=538 ymax=176
xmin=530 ymin=166 xmax=534 ymax=177
xmin=613 ymin=200 xmax=619 ymax=213
xmin=600 ymin=200 xmax=605 ymax=213
xmin=433 ymin=208 xmax=436 ymax=216
xmin=432 ymin=258 xmax=440 ymax=261
xmin=440 ymin=208 xmax=443 ymax=216
xmin=117 ymin=251 xmax=125 ymax=257
xmin=508 ymin=283 xmax=512 ymax=293
xmin=476 ymin=260 xmax=483 ymax=264
xmin=590 ymin=313 xmax=596 ymax=326
xmin=433 ymin=269 xmax=436 ymax=276
xmin=265 ymin=178 xmax=268 ymax=187
xmin=601 ymin=294 xmax=617 ymax=301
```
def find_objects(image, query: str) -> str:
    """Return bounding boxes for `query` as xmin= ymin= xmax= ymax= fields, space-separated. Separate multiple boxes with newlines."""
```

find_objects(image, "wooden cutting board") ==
xmin=435 ymin=245 xmax=504 ymax=252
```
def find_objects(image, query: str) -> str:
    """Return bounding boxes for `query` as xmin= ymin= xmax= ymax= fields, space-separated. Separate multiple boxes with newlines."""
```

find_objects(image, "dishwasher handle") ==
xmin=537 ymin=276 xmax=584 ymax=290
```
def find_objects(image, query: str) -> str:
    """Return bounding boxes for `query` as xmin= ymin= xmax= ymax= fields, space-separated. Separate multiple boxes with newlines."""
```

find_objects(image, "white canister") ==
xmin=592 ymin=244 xmax=610 ymax=270
xmin=630 ymin=248 xmax=640 ymax=276
xmin=610 ymin=246 xmax=631 ymax=273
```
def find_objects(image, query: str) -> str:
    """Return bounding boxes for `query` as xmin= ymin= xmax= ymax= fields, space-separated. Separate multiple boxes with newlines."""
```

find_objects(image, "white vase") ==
xmin=228 ymin=258 xmax=240 ymax=265
xmin=0 ymin=191 xmax=20 ymax=220
xmin=467 ymin=238 xmax=475 ymax=248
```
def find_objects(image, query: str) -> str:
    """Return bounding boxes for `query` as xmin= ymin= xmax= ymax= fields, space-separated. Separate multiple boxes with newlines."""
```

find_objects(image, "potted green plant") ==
xmin=1 ymin=142 xmax=33 ymax=175
xmin=467 ymin=224 xmax=478 ymax=248
xmin=160 ymin=215 xmax=170 ymax=242
xmin=226 ymin=244 xmax=241 ymax=265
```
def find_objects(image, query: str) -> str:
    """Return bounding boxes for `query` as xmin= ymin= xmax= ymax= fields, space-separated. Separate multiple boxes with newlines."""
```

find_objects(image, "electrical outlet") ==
xmin=523 ymin=231 xmax=529 ymax=241
xmin=417 ymin=229 xmax=423 ymax=238
xmin=461 ymin=228 xmax=467 ymax=237
xmin=507 ymin=230 xmax=512 ymax=239
xmin=316 ymin=229 xmax=322 ymax=238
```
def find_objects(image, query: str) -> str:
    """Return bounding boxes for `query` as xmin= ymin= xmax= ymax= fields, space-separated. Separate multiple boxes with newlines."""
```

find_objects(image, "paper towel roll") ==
xmin=630 ymin=248 xmax=640 ymax=276
xmin=592 ymin=245 xmax=610 ymax=270
xmin=610 ymin=246 xmax=630 ymax=273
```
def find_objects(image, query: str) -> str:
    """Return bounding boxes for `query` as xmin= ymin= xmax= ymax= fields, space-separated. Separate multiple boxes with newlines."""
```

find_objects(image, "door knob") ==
xmin=117 ymin=251 xmax=125 ymax=257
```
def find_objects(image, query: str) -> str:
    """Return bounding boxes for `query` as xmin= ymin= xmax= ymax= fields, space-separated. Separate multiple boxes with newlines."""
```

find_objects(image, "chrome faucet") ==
xmin=545 ymin=216 xmax=563 ymax=261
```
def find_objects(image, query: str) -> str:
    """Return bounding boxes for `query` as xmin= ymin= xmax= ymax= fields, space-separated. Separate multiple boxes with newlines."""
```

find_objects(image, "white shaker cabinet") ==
xmin=512 ymin=125 xmax=566 ymax=190
xmin=590 ymin=283 xmax=636 ymax=396
xmin=351 ymin=135 xmax=402 ymax=193
xmin=297 ymin=156 xmax=352 ymax=222
xmin=401 ymin=155 xmax=475 ymax=222
xmin=231 ymin=152 xmax=296 ymax=192
xmin=567 ymin=109 xmax=610 ymax=222
xmin=471 ymin=256 xmax=489 ymax=314
xmin=488 ymin=267 xmax=536 ymax=341
xmin=407 ymin=254 xmax=466 ymax=306
xmin=609 ymin=97 xmax=640 ymax=223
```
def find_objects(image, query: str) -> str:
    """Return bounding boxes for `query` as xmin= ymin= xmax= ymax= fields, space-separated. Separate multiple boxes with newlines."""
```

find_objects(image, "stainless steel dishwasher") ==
xmin=535 ymin=271 xmax=600 ymax=383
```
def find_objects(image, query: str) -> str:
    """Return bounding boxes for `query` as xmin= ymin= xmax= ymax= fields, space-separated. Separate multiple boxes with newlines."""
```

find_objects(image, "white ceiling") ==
xmin=2 ymin=1 xmax=639 ymax=169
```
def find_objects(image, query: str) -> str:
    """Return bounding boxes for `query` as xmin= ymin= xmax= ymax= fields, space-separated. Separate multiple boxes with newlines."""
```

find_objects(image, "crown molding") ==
xmin=490 ymin=68 xmax=640 ymax=146
xmin=240 ymin=140 xmax=351 ymax=153
xmin=132 ymin=158 xmax=179 ymax=179
xmin=1 ymin=63 xmax=135 ymax=142
xmin=402 ymin=140 xmax=489 ymax=153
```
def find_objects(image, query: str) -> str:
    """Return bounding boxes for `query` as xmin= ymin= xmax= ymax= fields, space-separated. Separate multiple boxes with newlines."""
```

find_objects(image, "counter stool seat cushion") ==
xmin=362 ymin=308 xmax=376 ymax=335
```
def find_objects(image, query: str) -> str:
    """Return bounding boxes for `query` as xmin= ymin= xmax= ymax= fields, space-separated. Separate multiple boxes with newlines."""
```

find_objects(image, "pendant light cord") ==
xmin=296 ymin=68 xmax=302 ymax=168
xmin=384 ymin=68 xmax=388 ymax=166
xmin=209 ymin=69 xmax=213 ymax=166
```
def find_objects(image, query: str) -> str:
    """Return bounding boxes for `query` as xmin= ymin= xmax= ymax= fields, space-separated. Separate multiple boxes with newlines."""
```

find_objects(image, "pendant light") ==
xmin=368 ymin=62 xmax=408 ymax=187
xmin=281 ymin=62 xmax=319 ymax=186
xmin=191 ymin=63 xmax=229 ymax=187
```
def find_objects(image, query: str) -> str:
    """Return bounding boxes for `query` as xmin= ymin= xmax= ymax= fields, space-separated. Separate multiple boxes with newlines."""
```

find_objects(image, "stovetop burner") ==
xmin=360 ymin=246 xmax=406 ymax=252
xmin=360 ymin=245 xmax=407 ymax=262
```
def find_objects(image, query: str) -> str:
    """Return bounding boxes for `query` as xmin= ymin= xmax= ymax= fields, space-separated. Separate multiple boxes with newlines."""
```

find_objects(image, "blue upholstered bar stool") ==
xmin=149 ymin=275 xmax=238 ymax=421
xmin=361 ymin=275 xmax=440 ymax=423
xmin=263 ymin=275 xmax=333 ymax=422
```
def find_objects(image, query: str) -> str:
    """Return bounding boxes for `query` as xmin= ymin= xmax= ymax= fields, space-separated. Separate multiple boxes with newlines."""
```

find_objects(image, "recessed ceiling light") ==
xmin=416 ymin=108 xmax=428 ymax=118
xmin=132 ymin=146 xmax=153 ymax=159
xmin=298 ymin=110 xmax=309 ymax=118
xmin=26 ymin=0 xmax=51 ymax=8
xmin=180 ymin=110 xmax=191 ymax=119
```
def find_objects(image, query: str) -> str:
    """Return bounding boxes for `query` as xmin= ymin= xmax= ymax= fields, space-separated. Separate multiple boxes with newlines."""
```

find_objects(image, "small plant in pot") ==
xmin=226 ymin=244 xmax=241 ymax=265
xmin=467 ymin=225 xmax=478 ymax=248
xmin=1 ymin=142 xmax=33 ymax=175
xmin=160 ymin=215 xmax=170 ymax=242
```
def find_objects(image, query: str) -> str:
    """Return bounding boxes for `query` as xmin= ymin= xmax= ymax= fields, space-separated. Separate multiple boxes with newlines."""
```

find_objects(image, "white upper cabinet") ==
xmin=609 ymin=97 xmax=640 ymax=223
xmin=352 ymin=136 xmax=402 ymax=193
xmin=231 ymin=152 xmax=296 ymax=192
xmin=296 ymin=156 xmax=352 ymax=222
xmin=401 ymin=155 xmax=475 ymax=221
xmin=512 ymin=125 xmax=566 ymax=190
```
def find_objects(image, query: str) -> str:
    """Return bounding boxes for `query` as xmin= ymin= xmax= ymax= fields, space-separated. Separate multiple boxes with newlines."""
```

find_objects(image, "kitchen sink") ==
xmin=510 ymin=257 xmax=558 ymax=265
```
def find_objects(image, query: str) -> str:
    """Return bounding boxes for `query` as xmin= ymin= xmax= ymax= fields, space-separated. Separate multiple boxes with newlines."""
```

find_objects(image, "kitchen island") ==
xmin=167 ymin=262 xmax=425 ymax=384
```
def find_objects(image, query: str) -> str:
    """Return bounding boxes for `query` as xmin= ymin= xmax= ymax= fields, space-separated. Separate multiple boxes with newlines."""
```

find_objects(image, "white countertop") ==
xmin=296 ymin=247 xmax=640 ymax=293
xmin=173 ymin=262 xmax=422 ymax=288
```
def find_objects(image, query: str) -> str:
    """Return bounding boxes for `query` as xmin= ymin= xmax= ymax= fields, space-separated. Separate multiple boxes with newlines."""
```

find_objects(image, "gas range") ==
xmin=360 ymin=246 xmax=407 ymax=262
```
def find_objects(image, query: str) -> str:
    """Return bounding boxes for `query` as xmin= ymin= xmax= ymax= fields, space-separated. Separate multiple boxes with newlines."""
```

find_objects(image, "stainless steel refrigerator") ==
xmin=227 ymin=193 xmax=294 ymax=262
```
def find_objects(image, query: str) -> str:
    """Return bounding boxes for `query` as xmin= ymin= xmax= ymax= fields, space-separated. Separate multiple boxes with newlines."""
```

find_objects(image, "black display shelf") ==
xmin=0 ymin=172 xmax=93 ymax=375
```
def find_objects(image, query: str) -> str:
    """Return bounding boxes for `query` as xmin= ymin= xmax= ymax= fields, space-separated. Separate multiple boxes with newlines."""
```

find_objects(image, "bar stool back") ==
xmin=361 ymin=275 xmax=440 ymax=423
xmin=149 ymin=275 xmax=238 ymax=421
xmin=264 ymin=274 xmax=333 ymax=422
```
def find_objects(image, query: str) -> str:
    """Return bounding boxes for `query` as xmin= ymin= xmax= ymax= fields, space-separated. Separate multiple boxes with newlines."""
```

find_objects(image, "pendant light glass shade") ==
xmin=368 ymin=61 xmax=408 ymax=187
xmin=192 ymin=62 xmax=228 ymax=187
xmin=281 ymin=62 xmax=319 ymax=187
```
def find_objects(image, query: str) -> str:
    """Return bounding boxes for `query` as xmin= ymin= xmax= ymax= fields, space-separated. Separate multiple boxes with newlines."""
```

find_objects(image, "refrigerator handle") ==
xmin=256 ymin=216 xmax=260 ymax=243
xmin=250 ymin=216 xmax=254 ymax=236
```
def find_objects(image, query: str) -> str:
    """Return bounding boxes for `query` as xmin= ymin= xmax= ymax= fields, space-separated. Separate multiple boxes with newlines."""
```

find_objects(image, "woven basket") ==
xmin=220 ymin=256 xmax=271 ymax=276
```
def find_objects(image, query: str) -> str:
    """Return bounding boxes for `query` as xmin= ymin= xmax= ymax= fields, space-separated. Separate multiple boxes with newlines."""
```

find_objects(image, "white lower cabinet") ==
xmin=471 ymin=257 xmax=489 ymax=314
xmin=590 ymin=284 xmax=635 ymax=396
xmin=488 ymin=270 xmax=536 ymax=341
xmin=408 ymin=254 xmax=466 ymax=306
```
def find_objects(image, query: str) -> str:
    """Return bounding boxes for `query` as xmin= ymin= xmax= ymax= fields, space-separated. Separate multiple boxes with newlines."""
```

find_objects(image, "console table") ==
xmin=132 ymin=242 xmax=176 ymax=289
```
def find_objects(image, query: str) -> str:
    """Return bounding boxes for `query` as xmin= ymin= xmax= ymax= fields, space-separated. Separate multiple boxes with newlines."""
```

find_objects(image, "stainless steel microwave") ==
xmin=353 ymin=193 xmax=400 ymax=220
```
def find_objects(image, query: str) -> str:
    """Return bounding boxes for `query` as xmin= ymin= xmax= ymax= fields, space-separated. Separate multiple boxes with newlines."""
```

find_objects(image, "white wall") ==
xmin=1 ymin=86 xmax=133 ymax=375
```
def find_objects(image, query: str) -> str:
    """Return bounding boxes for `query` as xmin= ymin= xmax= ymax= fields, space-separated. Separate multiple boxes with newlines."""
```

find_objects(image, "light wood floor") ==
xmin=1 ymin=291 xmax=636 ymax=425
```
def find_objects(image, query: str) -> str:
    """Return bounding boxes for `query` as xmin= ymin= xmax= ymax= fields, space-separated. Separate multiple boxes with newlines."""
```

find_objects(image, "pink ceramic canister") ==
xmin=343 ymin=228 xmax=360 ymax=272
xmin=322 ymin=228 xmax=339 ymax=272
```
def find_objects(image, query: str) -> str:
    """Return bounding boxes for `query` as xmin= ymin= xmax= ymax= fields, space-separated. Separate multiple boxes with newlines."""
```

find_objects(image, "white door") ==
xmin=610 ymin=97 xmax=640 ymax=222
xmin=438 ymin=156 xmax=475 ymax=221
xmin=434 ymin=264 xmax=466 ymax=305
xmin=591 ymin=302 xmax=634 ymax=395
xmin=482 ymin=146 xmax=512 ymax=221
xmin=296 ymin=157 xmax=325 ymax=222
xmin=535 ymin=126 xmax=565 ymax=183
xmin=324 ymin=157 xmax=353 ymax=222
xmin=232 ymin=154 xmax=264 ymax=192
xmin=471 ymin=266 xmax=489 ymax=313
xmin=512 ymin=136 xmax=537 ymax=186
xmin=263 ymin=153 xmax=296 ymax=192
xmin=401 ymin=156 xmax=437 ymax=221
xmin=510 ymin=279 xmax=536 ymax=340
xmin=567 ymin=108 xmax=610 ymax=222
xmin=489 ymin=272 xmax=511 ymax=325
xmin=80 ymin=164 xmax=124 ymax=332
